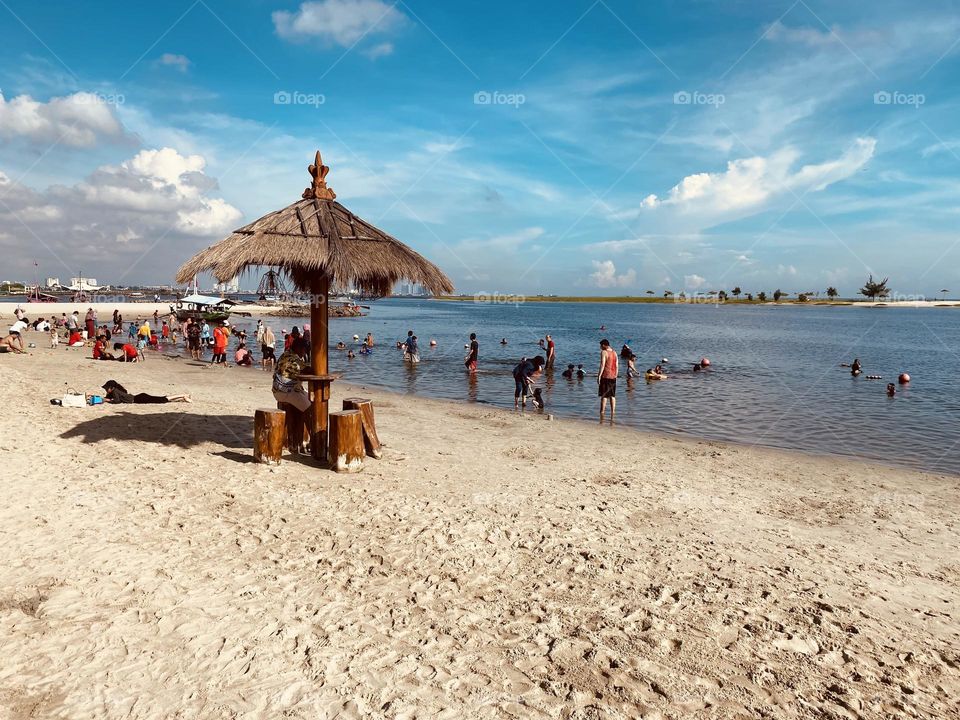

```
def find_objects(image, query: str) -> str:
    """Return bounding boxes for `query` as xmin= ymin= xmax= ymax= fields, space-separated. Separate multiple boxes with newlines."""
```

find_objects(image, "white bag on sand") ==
xmin=61 ymin=391 xmax=86 ymax=408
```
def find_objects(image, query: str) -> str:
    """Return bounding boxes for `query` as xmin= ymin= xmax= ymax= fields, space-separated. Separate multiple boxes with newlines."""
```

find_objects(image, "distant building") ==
xmin=45 ymin=277 xmax=61 ymax=288
xmin=70 ymin=277 xmax=97 ymax=287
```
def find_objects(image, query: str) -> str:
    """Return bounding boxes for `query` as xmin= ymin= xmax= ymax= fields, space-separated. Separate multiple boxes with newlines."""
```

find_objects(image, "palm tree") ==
xmin=826 ymin=287 xmax=838 ymax=299
xmin=645 ymin=290 xmax=655 ymax=295
xmin=941 ymin=289 xmax=949 ymax=301
xmin=758 ymin=291 xmax=767 ymax=302
xmin=773 ymin=288 xmax=783 ymax=302
xmin=663 ymin=289 xmax=673 ymax=298
xmin=732 ymin=286 xmax=741 ymax=300
xmin=859 ymin=274 xmax=890 ymax=299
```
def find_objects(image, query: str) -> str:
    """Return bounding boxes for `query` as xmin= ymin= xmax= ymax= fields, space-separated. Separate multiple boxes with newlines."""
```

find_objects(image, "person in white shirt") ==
xmin=3 ymin=320 xmax=27 ymax=353
xmin=14 ymin=306 xmax=25 ymax=321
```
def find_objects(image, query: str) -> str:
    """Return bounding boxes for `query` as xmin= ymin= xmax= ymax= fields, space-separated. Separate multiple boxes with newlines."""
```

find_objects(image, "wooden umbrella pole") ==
xmin=310 ymin=273 xmax=330 ymax=460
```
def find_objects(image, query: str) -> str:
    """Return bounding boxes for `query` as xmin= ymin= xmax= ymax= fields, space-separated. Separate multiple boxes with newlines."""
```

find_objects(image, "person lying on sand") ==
xmin=101 ymin=380 xmax=191 ymax=404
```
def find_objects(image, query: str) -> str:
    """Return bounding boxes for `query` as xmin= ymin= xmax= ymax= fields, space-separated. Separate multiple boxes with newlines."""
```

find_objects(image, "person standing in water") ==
xmin=465 ymin=332 xmax=479 ymax=373
xmin=597 ymin=339 xmax=618 ymax=421
xmin=545 ymin=334 xmax=556 ymax=370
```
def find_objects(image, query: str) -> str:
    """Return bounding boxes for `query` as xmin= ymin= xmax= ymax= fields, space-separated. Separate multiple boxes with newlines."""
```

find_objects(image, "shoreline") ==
xmin=436 ymin=295 xmax=960 ymax=307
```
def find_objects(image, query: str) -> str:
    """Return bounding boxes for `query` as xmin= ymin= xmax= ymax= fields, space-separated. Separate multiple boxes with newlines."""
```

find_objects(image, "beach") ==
xmin=0 ymin=339 xmax=958 ymax=718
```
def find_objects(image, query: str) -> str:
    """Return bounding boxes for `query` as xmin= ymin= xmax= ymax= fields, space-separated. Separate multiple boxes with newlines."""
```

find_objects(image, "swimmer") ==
xmin=576 ymin=364 xmax=586 ymax=378
xmin=347 ymin=349 xmax=355 ymax=359
xmin=886 ymin=382 xmax=896 ymax=396
xmin=562 ymin=364 xmax=574 ymax=379
xmin=500 ymin=338 xmax=508 ymax=345
xmin=851 ymin=358 xmax=862 ymax=377
xmin=693 ymin=363 xmax=702 ymax=372
xmin=626 ymin=354 xmax=641 ymax=378
xmin=336 ymin=341 xmax=346 ymax=350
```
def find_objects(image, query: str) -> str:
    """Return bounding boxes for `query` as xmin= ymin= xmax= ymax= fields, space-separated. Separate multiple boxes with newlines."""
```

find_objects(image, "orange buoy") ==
xmin=898 ymin=372 xmax=910 ymax=384
xmin=700 ymin=357 xmax=711 ymax=367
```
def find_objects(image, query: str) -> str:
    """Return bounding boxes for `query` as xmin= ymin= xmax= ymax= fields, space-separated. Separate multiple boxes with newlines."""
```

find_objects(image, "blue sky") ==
xmin=0 ymin=0 xmax=958 ymax=296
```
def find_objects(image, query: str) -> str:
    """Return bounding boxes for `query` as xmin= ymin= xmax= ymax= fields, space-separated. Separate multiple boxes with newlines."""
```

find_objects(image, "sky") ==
xmin=0 ymin=0 xmax=958 ymax=297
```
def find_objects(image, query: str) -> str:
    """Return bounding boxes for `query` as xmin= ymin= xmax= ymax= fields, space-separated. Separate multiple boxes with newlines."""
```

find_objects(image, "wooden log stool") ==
xmin=254 ymin=408 xmax=286 ymax=465
xmin=342 ymin=397 xmax=382 ymax=459
xmin=328 ymin=410 xmax=364 ymax=473
xmin=276 ymin=401 xmax=309 ymax=454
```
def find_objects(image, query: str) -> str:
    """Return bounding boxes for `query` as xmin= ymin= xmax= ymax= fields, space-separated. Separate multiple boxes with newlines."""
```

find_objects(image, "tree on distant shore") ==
xmin=758 ymin=291 xmax=767 ymax=302
xmin=826 ymin=286 xmax=838 ymax=299
xmin=746 ymin=292 xmax=754 ymax=301
xmin=798 ymin=293 xmax=809 ymax=302
xmin=718 ymin=290 xmax=728 ymax=301
xmin=773 ymin=288 xmax=783 ymax=302
xmin=663 ymin=290 xmax=673 ymax=298
xmin=645 ymin=290 xmax=654 ymax=295
xmin=732 ymin=286 xmax=741 ymax=299
xmin=859 ymin=275 xmax=890 ymax=299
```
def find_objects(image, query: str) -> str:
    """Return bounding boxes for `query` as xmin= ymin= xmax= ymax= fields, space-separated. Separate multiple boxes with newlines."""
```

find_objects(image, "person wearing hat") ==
xmin=101 ymin=380 xmax=191 ymax=404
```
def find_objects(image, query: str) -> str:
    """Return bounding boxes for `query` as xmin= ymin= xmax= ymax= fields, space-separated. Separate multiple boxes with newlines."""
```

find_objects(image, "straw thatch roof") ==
xmin=175 ymin=151 xmax=453 ymax=296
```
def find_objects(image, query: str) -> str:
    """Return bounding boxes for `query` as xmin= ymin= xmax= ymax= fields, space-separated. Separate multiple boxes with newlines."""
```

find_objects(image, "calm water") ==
xmin=205 ymin=299 xmax=958 ymax=477
xmin=13 ymin=297 xmax=959 ymax=475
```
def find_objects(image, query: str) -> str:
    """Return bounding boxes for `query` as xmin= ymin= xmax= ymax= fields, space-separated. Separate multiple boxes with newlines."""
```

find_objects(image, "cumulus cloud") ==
xmin=0 ymin=148 xmax=242 ymax=281
xmin=0 ymin=91 xmax=125 ymax=147
xmin=642 ymin=138 xmax=876 ymax=213
xmin=273 ymin=0 xmax=406 ymax=47
xmin=158 ymin=53 xmax=191 ymax=72
xmin=684 ymin=274 xmax=707 ymax=289
xmin=590 ymin=260 xmax=637 ymax=289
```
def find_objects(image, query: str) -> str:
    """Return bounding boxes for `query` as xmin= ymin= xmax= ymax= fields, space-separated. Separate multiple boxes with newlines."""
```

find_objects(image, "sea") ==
xmin=6 ymin=296 xmax=960 ymax=475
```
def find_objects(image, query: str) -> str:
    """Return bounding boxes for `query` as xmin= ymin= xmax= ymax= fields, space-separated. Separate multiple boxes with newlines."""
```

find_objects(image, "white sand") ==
xmin=6 ymin=301 xmax=284 ymax=321
xmin=0 ymin=341 xmax=958 ymax=719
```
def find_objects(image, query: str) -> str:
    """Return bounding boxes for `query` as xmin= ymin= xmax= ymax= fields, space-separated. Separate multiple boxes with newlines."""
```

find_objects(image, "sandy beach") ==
xmin=1 ymin=341 xmax=958 ymax=719
xmin=4 ymin=301 xmax=287 ymax=321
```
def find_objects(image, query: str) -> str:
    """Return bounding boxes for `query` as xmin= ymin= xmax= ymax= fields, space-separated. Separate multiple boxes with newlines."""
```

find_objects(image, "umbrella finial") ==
xmin=303 ymin=150 xmax=336 ymax=200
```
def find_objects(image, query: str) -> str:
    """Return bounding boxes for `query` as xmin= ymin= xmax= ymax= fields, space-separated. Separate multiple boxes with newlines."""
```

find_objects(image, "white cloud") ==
xmin=363 ymin=42 xmax=394 ymax=59
xmin=778 ymin=264 xmax=798 ymax=276
xmin=158 ymin=53 xmax=191 ymax=72
xmin=273 ymin=0 xmax=406 ymax=47
xmin=0 ymin=148 xmax=242 ymax=281
xmin=684 ymin=273 xmax=707 ymax=289
xmin=642 ymin=138 xmax=876 ymax=213
xmin=0 ymin=91 xmax=125 ymax=147
xmin=590 ymin=260 xmax=637 ymax=288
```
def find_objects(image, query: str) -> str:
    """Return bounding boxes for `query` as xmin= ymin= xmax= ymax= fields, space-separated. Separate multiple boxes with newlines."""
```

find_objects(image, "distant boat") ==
xmin=26 ymin=286 xmax=57 ymax=303
xmin=174 ymin=293 xmax=250 ymax=322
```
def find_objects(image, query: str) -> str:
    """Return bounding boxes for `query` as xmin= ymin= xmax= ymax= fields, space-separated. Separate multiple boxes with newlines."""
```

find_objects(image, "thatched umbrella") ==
xmin=176 ymin=150 xmax=453 ymax=460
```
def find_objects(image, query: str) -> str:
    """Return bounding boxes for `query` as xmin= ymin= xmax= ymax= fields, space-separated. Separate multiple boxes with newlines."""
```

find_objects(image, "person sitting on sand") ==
xmin=7 ymin=319 xmax=28 ymax=353
xmin=234 ymin=342 xmax=253 ymax=367
xmin=68 ymin=329 xmax=84 ymax=347
xmin=117 ymin=343 xmax=140 ymax=362
xmin=101 ymin=380 xmax=191 ymax=404
xmin=562 ymin=363 xmax=575 ymax=379
xmin=512 ymin=355 xmax=545 ymax=409
xmin=272 ymin=344 xmax=311 ymax=420
xmin=0 ymin=332 xmax=25 ymax=353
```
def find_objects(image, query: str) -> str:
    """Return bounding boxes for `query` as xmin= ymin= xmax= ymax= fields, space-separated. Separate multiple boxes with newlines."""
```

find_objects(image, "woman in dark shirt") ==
xmin=101 ymin=380 xmax=191 ymax=404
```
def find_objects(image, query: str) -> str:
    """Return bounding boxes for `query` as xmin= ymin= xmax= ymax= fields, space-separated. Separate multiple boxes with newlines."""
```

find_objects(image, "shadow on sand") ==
xmin=60 ymin=411 xmax=253 ymax=449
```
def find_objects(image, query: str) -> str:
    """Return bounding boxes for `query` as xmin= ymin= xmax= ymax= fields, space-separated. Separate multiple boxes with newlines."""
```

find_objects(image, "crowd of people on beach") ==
xmin=5 ymin=303 xmax=913 ymax=423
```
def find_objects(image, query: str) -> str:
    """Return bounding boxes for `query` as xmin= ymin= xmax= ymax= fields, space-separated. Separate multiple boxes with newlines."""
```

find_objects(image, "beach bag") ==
xmin=61 ymin=390 xmax=86 ymax=408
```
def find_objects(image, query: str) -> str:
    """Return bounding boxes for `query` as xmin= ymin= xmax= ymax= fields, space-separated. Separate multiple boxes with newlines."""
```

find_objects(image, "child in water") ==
xmin=562 ymin=364 xmax=575 ymax=379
